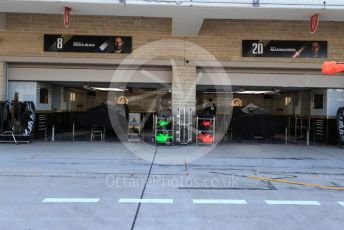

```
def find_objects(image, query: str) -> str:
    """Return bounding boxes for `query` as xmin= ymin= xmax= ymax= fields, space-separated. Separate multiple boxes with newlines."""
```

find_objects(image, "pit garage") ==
xmin=3 ymin=62 xmax=344 ymax=145
xmin=197 ymin=64 xmax=344 ymax=145
xmin=6 ymin=63 xmax=172 ymax=142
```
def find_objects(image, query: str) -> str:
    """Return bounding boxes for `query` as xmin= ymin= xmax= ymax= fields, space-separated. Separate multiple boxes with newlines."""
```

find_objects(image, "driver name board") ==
xmin=44 ymin=34 xmax=132 ymax=53
xmin=242 ymin=40 xmax=327 ymax=58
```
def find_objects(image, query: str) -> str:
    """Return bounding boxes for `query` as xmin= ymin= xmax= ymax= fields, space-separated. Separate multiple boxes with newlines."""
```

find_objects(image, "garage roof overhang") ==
xmin=1 ymin=0 xmax=344 ymax=36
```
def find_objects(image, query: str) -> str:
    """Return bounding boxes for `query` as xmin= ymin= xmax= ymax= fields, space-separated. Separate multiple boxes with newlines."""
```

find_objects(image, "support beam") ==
xmin=172 ymin=65 xmax=196 ymax=115
xmin=0 ymin=62 xmax=7 ymax=101
xmin=172 ymin=16 xmax=204 ymax=36
xmin=0 ymin=13 xmax=6 ymax=31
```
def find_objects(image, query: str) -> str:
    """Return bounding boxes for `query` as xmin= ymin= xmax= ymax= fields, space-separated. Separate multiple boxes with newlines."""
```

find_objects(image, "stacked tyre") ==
xmin=336 ymin=107 xmax=344 ymax=146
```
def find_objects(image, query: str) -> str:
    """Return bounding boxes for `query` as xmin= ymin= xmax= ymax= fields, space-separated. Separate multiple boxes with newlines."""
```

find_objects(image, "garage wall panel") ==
xmin=1 ymin=13 xmax=344 ymax=62
xmin=8 ymin=67 xmax=172 ymax=84
xmin=197 ymin=72 xmax=344 ymax=89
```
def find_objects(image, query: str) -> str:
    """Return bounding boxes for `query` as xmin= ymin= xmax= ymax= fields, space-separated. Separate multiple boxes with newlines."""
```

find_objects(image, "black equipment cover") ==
xmin=231 ymin=105 xmax=279 ymax=139
xmin=0 ymin=102 xmax=6 ymax=132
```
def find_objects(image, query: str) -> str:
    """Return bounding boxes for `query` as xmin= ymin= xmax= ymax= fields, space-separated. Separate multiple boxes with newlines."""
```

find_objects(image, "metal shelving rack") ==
xmin=313 ymin=118 xmax=324 ymax=143
xmin=293 ymin=116 xmax=311 ymax=142
xmin=128 ymin=113 xmax=142 ymax=142
xmin=176 ymin=107 xmax=193 ymax=145
xmin=195 ymin=116 xmax=216 ymax=146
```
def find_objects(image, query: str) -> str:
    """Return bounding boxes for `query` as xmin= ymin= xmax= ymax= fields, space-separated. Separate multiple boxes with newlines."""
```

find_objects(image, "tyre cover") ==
xmin=3 ymin=103 xmax=10 ymax=131
xmin=336 ymin=107 xmax=344 ymax=144
xmin=0 ymin=102 xmax=6 ymax=132
xmin=21 ymin=101 xmax=36 ymax=136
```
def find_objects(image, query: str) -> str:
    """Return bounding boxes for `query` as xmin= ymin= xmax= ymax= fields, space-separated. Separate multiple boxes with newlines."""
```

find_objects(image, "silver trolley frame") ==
xmin=176 ymin=107 xmax=193 ymax=145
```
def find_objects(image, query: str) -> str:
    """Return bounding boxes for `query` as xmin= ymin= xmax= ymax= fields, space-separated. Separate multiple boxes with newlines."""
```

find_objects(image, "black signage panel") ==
xmin=242 ymin=40 xmax=327 ymax=58
xmin=44 ymin=34 xmax=132 ymax=53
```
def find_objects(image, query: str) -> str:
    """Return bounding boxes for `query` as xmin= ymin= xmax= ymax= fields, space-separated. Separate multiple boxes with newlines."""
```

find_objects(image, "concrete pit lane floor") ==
xmin=0 ymin=142 xmax=343 ymax=230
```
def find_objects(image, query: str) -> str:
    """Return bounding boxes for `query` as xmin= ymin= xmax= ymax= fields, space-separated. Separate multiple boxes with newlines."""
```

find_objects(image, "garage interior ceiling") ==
xmin=28 ymin=81 xmax=327 ymax=94
xmin=27 ymin=81 xmax=321 ymax=94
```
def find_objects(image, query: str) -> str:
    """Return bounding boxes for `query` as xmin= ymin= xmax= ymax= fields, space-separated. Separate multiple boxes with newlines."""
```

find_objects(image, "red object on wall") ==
xmin=322 ymin=61 xmax=344 ymax=75
xmin=309 ymin=13 xmax=319 ymax=34
xmin=64 ymin=7 xmax=71 ymax=28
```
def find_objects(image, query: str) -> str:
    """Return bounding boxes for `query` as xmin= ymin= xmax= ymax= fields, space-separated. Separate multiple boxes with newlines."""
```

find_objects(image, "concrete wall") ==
xmin=310 ymin=89 xmax=327 ymax=116
xmin=49 ymin=86 xmax=168 ymax=112
xmin=0 ymin=13 xmax=343 ymax=62
xmin=326 ymin=89 xmax=344 ymax=117
xmin=271 ymin=93 xmax=295 ymax=115
xmin=8 ymin=66 xmax=172 ymax=83
xmin=85 ymin=91 xmax=107 ymax=109
xmin=0 ymin=13 xmax=6 ymax=31
xmin=8 ymin=81 xmax=52 ymax=110
xmin=2 ymin=13 xmax=344 ymax=117
xmin=296 ymin=91 xmax=311 ymax=116
xmin=172 ymin=65 xmax=196 ymax=114
xmin=308 ymin=89 xmax=344 ymax=117
xmin=229 ymin=90 xmax=342 ymax=117
xmin=36 ymin=82 xmax=52 ymax=110
xmin=51 ymin=86 xmax=63 ymax=110
xmin=8 ymin=81 xmax=36 ymax=103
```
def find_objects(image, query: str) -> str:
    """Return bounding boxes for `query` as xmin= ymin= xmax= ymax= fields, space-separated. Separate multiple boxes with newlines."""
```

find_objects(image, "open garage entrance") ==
xmin=7 ymin=63 xmax=172 ymax=142
xmin=5 ymin=62 xmax=344 ymax=145
xmin=7 ymin=80 xmax=172 ymax=142
xmin=197 ymin=65 xmax=344 ymax=145
xmin=197 ymin=84 xmax=344 ymax=145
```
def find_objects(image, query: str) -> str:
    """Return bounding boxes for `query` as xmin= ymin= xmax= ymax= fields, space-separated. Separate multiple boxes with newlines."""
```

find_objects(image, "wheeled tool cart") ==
xmin=153 ymin=113 xmax=174 ymax=145
xmin=196 ymin=116 xmax=216 ymax=146
xmin=128 ymin=113 xmax=142 ymax=142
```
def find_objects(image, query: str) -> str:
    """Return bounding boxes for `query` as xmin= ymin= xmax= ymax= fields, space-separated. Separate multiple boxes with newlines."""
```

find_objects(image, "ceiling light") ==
xmin=92 ymin=87 xmax=126 ymax=92
xmin=235 ymin=90 xmax=277 ymax=95
xmin=84 ymin=86 xmax=126 ymax=92
xmin=204 ymin=91 xmax=228 ymax=94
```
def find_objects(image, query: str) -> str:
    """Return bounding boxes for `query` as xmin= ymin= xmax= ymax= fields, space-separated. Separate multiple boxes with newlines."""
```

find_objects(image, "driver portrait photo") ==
xmin=308 ymin=41 xmax=326 ymax=58
xmin=113 ymin=36 xmax=131 ymax=53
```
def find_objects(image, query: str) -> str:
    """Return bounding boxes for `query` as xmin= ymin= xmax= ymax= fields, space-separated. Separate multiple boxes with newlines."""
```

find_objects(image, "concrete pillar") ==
xmin=0 ymin=62 xmax=7 ymax=101
xmin=0 ymin=13 xmax=6 ymax=31
xmin=171 ymin=65 xmax=196 ymax=115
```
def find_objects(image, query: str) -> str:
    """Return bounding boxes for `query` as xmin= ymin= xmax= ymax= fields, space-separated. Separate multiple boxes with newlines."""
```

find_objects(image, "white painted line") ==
xmin=265 ymin=200 xmax=321 ymax=206
xmin=193 ymin=199 xmax=247 ymax=204
xmin=118 ymin=198 xmax=173 ymax=204
xmin=42 ymin=198 xmax=99 ymax=203
xmin=338 ymin=201 xmax=344 ymax=206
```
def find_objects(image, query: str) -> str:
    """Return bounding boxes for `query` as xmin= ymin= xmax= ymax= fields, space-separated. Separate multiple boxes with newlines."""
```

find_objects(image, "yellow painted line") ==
xmin=248 ymin=175 xmax=344 ymax=190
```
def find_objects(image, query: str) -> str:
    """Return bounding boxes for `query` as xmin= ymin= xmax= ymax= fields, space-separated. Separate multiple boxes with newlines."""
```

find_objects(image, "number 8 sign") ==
xmin=56 ymin=37 xmax=64 ymax=50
